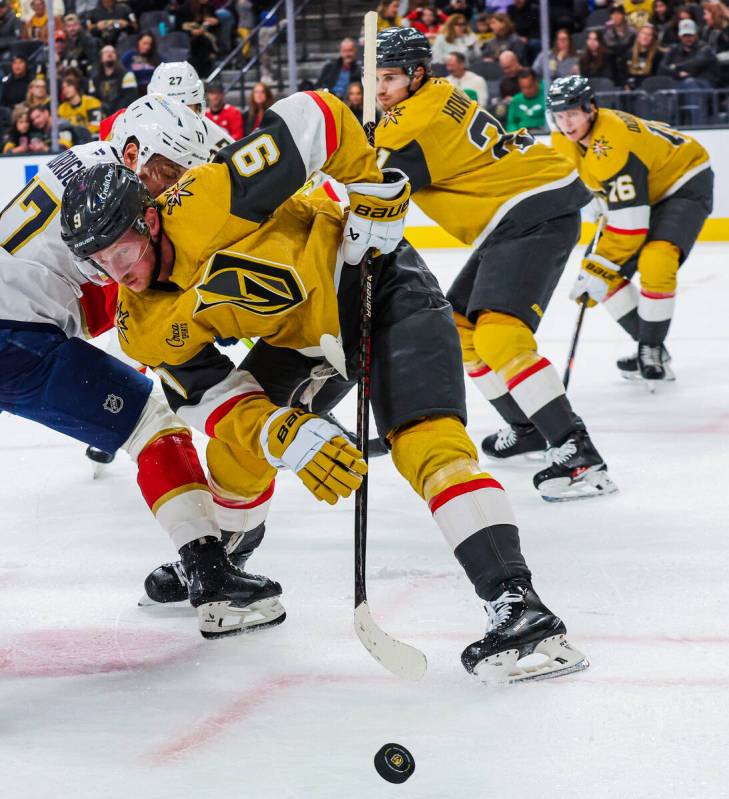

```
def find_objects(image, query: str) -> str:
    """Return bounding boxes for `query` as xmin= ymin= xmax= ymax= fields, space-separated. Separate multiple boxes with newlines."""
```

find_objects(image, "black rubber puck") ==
xmin=374 ymin=743 xmax=415 ymax=784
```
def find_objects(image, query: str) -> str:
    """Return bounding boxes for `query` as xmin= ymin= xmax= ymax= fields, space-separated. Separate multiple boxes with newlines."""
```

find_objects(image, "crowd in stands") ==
xmin=0 ymin=0 xmax=279 ymax=154
xmin=315 ymin=0 xmax=729 ymax=131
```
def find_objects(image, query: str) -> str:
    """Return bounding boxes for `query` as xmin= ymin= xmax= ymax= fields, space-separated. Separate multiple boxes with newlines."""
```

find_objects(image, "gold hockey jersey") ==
xmin=551 ymin=108 xmax=710 ymax=267
xmin=375 ymin=78 xmax=590 ymax=247
xmin=116 ymin=90 xmax=381 ymax=452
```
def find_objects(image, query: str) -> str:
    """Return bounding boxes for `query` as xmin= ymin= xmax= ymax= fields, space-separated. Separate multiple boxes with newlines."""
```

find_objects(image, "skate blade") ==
xmin=137 ymin=595 xmax=195 ymax=615
xmin=482 ymin=452 xmax=546 ymax=466
xmin=472 ymin=634 xmax=589 ymax=686
xmin=539 ymin=467 xmax=619 ymax=503
xmin=197 ymin=597 xmax=286 ymax=639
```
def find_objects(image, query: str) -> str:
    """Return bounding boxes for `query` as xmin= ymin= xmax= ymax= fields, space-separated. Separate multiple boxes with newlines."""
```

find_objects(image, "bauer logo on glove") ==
xmin=343 ymin=167 xmax=411 ymax=264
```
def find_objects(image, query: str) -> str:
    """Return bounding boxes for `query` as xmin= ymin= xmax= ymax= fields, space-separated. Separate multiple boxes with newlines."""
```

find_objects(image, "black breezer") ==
xmin=240 ymin=240 xmax=467 ymax=446
xmin=447 ymin=211 xmax=582 ymax=330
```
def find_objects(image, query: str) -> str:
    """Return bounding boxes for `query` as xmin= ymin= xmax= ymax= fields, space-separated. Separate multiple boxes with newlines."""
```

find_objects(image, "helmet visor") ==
xmin=90 ymin=225 xmax=152 ymax=284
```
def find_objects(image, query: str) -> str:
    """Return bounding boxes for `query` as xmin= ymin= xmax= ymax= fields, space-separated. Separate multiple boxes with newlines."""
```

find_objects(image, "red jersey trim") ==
xmin=303 ymin=91 xmax=337 ymax=159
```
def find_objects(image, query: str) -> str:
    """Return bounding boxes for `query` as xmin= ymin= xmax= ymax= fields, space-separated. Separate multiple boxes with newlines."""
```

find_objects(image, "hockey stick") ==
xmin=353 ymin=10 xmax=427 ymax=681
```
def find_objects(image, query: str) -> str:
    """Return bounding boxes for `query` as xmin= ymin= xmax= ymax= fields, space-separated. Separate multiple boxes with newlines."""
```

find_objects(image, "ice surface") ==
xmin=1 ymin=244 xmax=728 ymax=799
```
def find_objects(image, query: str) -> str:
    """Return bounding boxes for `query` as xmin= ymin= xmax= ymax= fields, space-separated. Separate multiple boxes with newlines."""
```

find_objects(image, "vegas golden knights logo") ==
xmin=194 ymin=250 xmax=307 ymax=317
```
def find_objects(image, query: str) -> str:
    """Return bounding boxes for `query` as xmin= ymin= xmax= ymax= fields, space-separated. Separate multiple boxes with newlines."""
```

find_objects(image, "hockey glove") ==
xmin=260 ymin=407 xmax=367 ymax=505
xmin=342 ymin=168 xmax=410 ymax=265
xmin=569 ymin=259 xmax=622 ymax=307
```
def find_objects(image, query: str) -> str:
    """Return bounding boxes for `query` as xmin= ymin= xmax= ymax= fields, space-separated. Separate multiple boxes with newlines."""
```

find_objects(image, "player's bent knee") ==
xmin=453 ymin=311 xmax=479 ymax=367
xmin=638 ymin=240 xmax=681 ymax=295
xmin=389 ymin=416 xmax=481 ymax=500
xmin=472 ymin=311 xmax=537 ymax=373
xmin=121 ymin=395 xmax=189 ymax=462
xmin=206 ymin=437 xmax=277 ymax=501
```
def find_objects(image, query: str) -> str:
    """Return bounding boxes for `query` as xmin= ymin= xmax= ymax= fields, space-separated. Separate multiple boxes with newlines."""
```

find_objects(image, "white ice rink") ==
xmin=1 ymin=244 xmax=727 ymax=799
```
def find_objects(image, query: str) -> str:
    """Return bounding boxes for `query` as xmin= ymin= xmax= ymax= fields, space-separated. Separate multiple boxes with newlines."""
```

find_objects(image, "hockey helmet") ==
xmin=61 ymin=163 xmax=155 ymax=261
xmin=546 ymin=76 xmax=596 ymax=115
xmin=148 ymin=61 xmax=206 ymax=115
xmin=376 ymin=27 xmax=432 ymax=77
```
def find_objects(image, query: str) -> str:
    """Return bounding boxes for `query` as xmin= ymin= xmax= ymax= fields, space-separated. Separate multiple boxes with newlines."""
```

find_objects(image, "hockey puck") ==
xmin=374 ymin=743 xmax=415 ymax=784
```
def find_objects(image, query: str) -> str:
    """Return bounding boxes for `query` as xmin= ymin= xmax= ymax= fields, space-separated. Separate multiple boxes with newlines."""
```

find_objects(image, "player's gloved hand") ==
xmin=260 ymin=406 xmax=367 ymax=505
xmin=569 ymin=259 xmax=621 ymax=307
xmin=342 ymin=168 xmax=410 ymax=265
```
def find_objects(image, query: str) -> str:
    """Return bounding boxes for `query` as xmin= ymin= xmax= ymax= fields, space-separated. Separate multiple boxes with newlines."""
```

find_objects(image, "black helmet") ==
xmin=60 ymin=163 xmax=155 ymax=260
xmin=376 ymin=27 xmax=431 ymax=77
xmin=546 ymin=76 xmax=595 ymax=114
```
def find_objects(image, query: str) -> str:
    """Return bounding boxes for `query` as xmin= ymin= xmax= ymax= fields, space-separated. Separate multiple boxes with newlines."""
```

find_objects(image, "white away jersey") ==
xmin=0 ymin=141 xmax=121 ymax=338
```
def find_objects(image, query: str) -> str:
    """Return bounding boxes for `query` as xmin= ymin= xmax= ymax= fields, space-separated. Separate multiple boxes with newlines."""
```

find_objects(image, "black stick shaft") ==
xmin=563 ymin=294 xmax=588 ymax=390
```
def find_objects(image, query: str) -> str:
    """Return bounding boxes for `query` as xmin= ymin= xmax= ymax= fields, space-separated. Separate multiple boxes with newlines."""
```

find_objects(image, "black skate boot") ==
xmin=481 ymin=423 xmax=547 ymax=462
xmin=617 ymin=344 xmax=674 ymax=382
xmin=461 ymin=578 xmax=588 ymax=684
xmin=533 ymin=429 xmax=618 ymax=502
xmin=179 ymin=536 xmax=285 ymax=639
xmin=86 ymin=446 xmax=114 ymax=478
xmin=139 ymin=525 xmax=265 ymax=609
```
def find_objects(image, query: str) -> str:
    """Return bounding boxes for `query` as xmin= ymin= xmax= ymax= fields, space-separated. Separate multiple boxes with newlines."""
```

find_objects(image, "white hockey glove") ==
xmin=260 ymin=407 xmax=367 ymax=505
xmin=569 ymin=259 xmax=622 ymax=307
xmin=342 ymin=168 xmax=411 ymax=265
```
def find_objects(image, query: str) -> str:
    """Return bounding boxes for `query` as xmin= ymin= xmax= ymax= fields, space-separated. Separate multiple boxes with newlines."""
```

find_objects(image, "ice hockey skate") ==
xmin=481 ymin=423 xmax=547 ymax=463
xmin=533 ymin=429 xmax=618 ymax=502
xmin=461 ymin=579 xmax=589 ymax=685
xmin=139 ymin=525 xmax=265 ymax=612
xmin=617 ymin=344 xmax=675 ymax=384
xmin=178 ymin=536 xmax=285 ymax=639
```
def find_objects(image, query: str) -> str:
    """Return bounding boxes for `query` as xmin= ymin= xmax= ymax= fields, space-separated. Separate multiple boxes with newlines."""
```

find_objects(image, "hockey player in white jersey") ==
xmin=0 ymin=95 xmax=286 ymax=639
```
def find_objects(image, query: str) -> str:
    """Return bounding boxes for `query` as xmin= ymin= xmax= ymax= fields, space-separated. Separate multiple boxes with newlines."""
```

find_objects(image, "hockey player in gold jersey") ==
xmin=375 ymin=27 xmax=616 ymax=502
xmin=60 ymin=89 xmax=589 ymax=683
xmin=548 ymin=76 xmax=713 ymax=383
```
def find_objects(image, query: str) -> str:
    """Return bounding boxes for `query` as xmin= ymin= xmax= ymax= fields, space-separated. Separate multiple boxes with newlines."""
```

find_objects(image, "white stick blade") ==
xmin=354 ymin=601 xmax=427 ymax=681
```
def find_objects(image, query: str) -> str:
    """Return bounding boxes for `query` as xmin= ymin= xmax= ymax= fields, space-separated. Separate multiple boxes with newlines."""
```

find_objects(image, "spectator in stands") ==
xmin=445 ymin=50 xmax=487 ymax=106
xmin=506 ymin=67 xmax=545 ymax=130
xmin=23 ymin=0 xmax=54 ymax=42
xmin=442 ymin=0 xmax=476 ymax=18
xmin=2 ymin=103 xmax=31 ymax=153
xmin=533 ymin=28 xmax=579 ymax=79
xmin=375 ymin=0 xmax=402 ymax=31
xmin=121 ymin=30 xmax=161 ymax=94
xmin=604 ymin=4 xmax=636 ymax=60
xmin=473 ymin=12 xmax=492 ymax=47
xmin=702 ymin=1 xmax=729 ymax=55
xmin=345 ymin=79 xmax=364 ymax=124
xmin=241 ymin=80 xmax=273 ymax=136
xmin=25 ymin=74 xmax=49 ymax=106
xmin=622 ymin=22 xmax=663 ymax=86
xmin=432 ymin=13 xmax=479 ymax=63
xmin=315 ymin=37 xmax=362 ymax=99
xmin=61 ymin=13 xmax=98 ymax=76
xmin=87 ymin=0 xmax=136 ymax=46
xmin=89 ymin=43 xmax=137 ymax=115
xmin=27 ymin=103 xmax=52 ymax=151
xmin=579 ymin=29 xmax=616 ymax=81
xmin=205 ymin=81 xmax=244 ymax=139
xmin=0 ymin=1 xmax=21 ymax=66
xmin=406 ymin=5 xmax=446 ymax=43
xmin=651 ymin=0 xmax=679 ymax=47
xmin=172 ymin=0 xmax=221 ymax=77
xmin=624 ymin=0 xmax=653 ymax=30
xmin=57 ymin=72 xmax=102 ymax=134
xmin=660 ymin=17 xmax=720 ymax=121
xmin=507 ymin=0 xmax=539 ymax=47
xmin=0 ymin=54 xmax=31 ymax=110
xmin=498 ymin=48 xmax=523 ymax=99
xmin=482 ymin=12 xmax=526 ymax=62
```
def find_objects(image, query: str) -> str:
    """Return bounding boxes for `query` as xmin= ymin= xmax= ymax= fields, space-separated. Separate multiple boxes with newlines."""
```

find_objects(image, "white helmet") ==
xmin=148 ymin=61 xmax=206 ymax=115
xmin=112 ymin=94 xmax=211 ymax=171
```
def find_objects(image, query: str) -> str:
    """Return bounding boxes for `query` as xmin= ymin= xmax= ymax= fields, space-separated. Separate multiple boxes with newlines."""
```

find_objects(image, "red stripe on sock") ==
xmin=137 ymin=433 xmax=206 ymax=510
xmin=640 ymin=289 xmax=676 ymax=300
xmin=212 ymin=480 xmax=275 ymax=510
xmin=506 ymin=357 xmax=550 ymax=391
xmin=304 ymin=91 xmax=338 ymax=158
xmin=605 ymin=225 xmax=649 ymax=236
xmin=468 ymin=363 xmax=492 ymax=378
xmin=429 ymin=477 xmax=503 ymax=514
xmin=205 ymin=392 xmax=265 ymax=438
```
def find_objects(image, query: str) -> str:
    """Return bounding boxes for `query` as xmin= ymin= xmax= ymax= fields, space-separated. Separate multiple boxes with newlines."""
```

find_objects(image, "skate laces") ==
xmin=546 ymin=438 xmax=577 ymax=466
xmin=485 ymin=590 xmax=524 ymax=631
xmin=639 ymin=344 xmax=662 ymax=368
xmin=172 ymin=561 xmax=191 ymax=589
xmin=494 ymin=426 xmax=517 ymax=451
